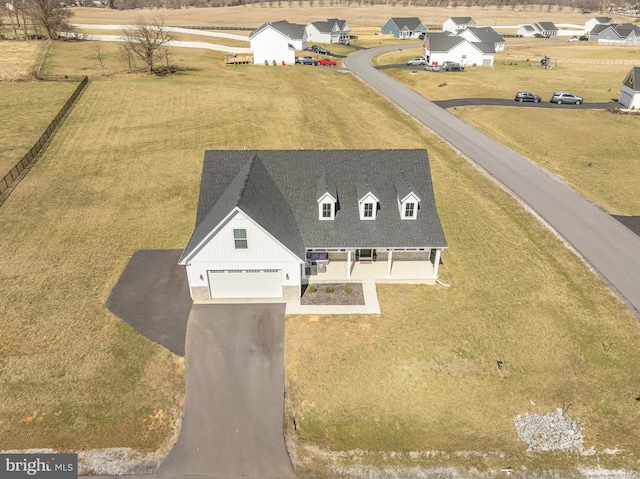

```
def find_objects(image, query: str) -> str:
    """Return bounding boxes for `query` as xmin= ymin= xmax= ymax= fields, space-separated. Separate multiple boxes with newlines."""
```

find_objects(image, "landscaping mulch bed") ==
xmin=300 ymin=283 xmax=365 ymax=306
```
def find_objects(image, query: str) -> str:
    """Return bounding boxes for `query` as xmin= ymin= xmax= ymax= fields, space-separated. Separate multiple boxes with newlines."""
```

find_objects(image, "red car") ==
xmin=317 ymin=58 xmax=337 ymax=67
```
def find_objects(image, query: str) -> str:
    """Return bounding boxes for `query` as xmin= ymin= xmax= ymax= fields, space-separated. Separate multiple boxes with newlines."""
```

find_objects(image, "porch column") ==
xmin=347 ymin=250 xmax=352 ymax=279
xmin=433 ymin=248 xmax=442 ymax=279
xmin=386 ymin=250 xmax=393 ymax=278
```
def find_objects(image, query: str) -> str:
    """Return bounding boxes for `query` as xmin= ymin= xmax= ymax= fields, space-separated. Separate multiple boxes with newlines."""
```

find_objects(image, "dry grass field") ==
xmin=378 ymin=45 xmax=640 ymax=215
xmin=0 ymin=41 xmax=43 ymax=80
xmin=67 ymin=4 xmax=630 ymax=29
xmin=1 ymin=6 xmax=639 ymax=474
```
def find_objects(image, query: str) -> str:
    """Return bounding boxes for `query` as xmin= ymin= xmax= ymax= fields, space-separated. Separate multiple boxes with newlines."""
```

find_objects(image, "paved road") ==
xmin=433 ymin=97 xmax=616 ymax=109
xmin=158 ymin=304 xmax=295 ymax=477
xmin=346 ymin=45 xmax=640 ymax=316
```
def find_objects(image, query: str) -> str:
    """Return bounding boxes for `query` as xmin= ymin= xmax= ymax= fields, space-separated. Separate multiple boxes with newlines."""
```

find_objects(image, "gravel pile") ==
xmin=514 ymin=408 xmax=584 ymax=453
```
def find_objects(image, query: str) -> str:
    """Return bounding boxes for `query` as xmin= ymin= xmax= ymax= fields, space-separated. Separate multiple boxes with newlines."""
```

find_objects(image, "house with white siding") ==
xmin=457 ymin=26 xmax=505 ymax=52
xmin=305 ymin=18 xmax=350 ymax=44
xmin=585 ymin=16 xmax=612 ymax=33
xmin=618 ymin=67 xmax=640 ymax=109
xmin=249 ymin=20 xmax=307 ymax=65
xmin=442 ymin=17 xmax=476 ymax=33
xmin=425 ymin=32 xmax=496 ymax=67
xmin=180 ymin=150 xmax=448 ymax=302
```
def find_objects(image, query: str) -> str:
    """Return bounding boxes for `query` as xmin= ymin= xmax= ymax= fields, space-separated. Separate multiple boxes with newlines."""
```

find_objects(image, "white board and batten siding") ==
xmin=185 ymin=210 xmax=303 ymax=299
xmin=250 ymin=26 xmax=295 ymax=65
xmin=430 ymin=42 xmax=493 ymax=67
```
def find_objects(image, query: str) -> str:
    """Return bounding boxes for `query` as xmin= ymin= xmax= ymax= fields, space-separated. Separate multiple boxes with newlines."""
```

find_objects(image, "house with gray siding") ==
xmin=381 ymin=17 xmax=428 ymax=39
xmin=180 ymin=150 xmax=448 ymax=302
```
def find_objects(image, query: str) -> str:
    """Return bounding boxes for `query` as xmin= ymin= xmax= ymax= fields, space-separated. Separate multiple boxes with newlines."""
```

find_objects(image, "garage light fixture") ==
xmin=199 ymin=274 xmax=204 ymax=280
xmin=286 ymin=274 xmax=289 ymax=280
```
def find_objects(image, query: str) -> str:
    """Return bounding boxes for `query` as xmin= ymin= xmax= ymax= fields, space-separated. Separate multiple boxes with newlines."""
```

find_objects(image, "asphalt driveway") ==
xmin=158 ymin=303 xmax=295 ymax=478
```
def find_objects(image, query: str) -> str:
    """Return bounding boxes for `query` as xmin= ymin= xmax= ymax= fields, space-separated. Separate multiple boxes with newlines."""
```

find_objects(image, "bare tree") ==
xmin=28 ymin=0 xmax=73 ymax=39
xmin=1 ymin=1 xmax=21 ymax=38
xmin=118 ymin=41 xmax=136 ymax=72
xmin=91 ymin=40 xmax=106 ymax=75
xmin=121 ymin=17 xmax=174 ymax=74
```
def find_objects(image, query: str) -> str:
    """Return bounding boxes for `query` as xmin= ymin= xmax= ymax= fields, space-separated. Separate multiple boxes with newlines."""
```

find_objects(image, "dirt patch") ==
xmin=301 ymin=283 xmax=365 ymax=306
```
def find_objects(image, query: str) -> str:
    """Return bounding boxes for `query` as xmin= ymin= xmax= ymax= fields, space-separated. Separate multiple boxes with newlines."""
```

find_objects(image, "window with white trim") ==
xmin=404 ymin=202 xmax=415 ymax=218
xmin=322 ymin=203 xmax=332 ymax=218
xmin=364 ymin=203 xmax=373 ymax=218
xmin=233 ymin=229 xmax=247 ymax=249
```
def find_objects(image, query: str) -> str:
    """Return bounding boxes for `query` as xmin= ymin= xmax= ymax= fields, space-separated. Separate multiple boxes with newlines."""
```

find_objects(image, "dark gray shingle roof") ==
xmin=464 ymin=26 xmax=504 ymax=43
xmin=181 ymin=150 xmax=447 ymax=262
xmin=449 ymin=16 xmax=473 ymax=24
xmin=309 ymin=20 xmax=335 ymax=34
xmin=535 ymin=21 xmax=558 ymax=31
xmin=316 ymin=171 xmax=337 ymax=201
xmin=427 ymin=33 xmax=466 ymax=52
xmin=390 ymin=17 xmax=425 ymax=31
xmin=589 ymin=24 xmax=609 ymax=34
xmin=627 ymin=67 xmax=640 ymax=92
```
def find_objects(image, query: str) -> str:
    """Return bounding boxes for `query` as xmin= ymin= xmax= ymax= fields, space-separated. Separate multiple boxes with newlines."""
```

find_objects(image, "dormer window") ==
xmin=364 ymin=203 xmax=374 ymax=218
xmin=316 ymin=172 xmax=337 ymax=221
xmin=394 ymin=172 xmax=421 ymax=221
xmin=322 ymin=202 xmax=333 ymax=219
xmin=404 ymin=202 xmax=415 ymax=218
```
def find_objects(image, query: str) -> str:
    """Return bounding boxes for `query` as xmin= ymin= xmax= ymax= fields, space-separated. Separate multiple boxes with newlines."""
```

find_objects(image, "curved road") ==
xmin=346 ymin=45 xmax=640 ymax=316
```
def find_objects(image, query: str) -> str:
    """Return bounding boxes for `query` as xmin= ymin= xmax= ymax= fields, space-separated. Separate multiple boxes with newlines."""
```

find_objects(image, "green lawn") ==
xmin=2 ymin=36 xmax=639 ymax=477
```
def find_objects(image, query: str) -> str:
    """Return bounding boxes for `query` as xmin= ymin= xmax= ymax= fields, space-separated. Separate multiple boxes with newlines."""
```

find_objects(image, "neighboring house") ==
xmin=585 ymin=16 xmax=612 ymax=33
xmin=249 ymin=20 xmax=306 ymax=65
xmin=425 ymin=32 xmax=496 ymax=67
xmin=618 ymin=67 xmax=640 ymax=109
xmin=442 ymin=17 xmax=476 ymax=33
xmin=588 ymin=23 xmax=610 ymax=40
xmin=179 ymin=150 xmax=448 ymax=302
xmin=381 ymin=17 xmax=428 ymax=39
xmin=305 ymin=18 xmax=350 ymax=44
xmin=517 ymin=24 xmax=537 ymax=37
xmin=457 ymin=26 xmax=505 ymax=52
xmin=531 ymin=21 xmax=558 ymax=37
xmin=593 ymin=23 xmax=640 ymax=44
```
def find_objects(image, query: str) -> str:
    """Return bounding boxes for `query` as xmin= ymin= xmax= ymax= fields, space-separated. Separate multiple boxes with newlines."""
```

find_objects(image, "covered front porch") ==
xmin=304 ymin=248 xmax=442 ymax=284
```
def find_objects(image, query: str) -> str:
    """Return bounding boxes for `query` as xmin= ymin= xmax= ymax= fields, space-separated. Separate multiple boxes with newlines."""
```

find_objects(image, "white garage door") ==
xmin=208 ymin=269 xmax=282 ymax=299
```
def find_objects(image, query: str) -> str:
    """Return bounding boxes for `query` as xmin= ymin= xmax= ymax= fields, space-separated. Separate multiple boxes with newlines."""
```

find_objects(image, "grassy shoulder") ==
xmin=285 ymin=131 xmax=640 ymax=475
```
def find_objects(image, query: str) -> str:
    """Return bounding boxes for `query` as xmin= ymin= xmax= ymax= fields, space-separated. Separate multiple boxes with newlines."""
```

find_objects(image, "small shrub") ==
xmin=308 ymin=285 xmax=317 ymax=293
xmin=344 ymin=285 xmax=352 ymax=294
xmin=325 ymin=286 xmax=334 ymax=293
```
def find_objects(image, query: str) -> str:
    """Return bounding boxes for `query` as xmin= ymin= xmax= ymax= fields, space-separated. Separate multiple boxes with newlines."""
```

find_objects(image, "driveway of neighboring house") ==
xmin=158 ymin=303 xmax=295 ymax=478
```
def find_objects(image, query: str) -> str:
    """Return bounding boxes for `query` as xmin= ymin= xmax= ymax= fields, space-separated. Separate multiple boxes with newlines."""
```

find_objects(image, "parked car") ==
xmin=424 ymin=64 xmax=440 ymax=71
xmin=338 ymin=38 xmax=350 ymax=45
xmin=568 ymin=35 xmax=579 ymax=41
xmin=311 ymin=45 xmax=329 ymax=54
xmin=579 ymin=35 xmax=589 ymax=41
xmin=514 ymin=91 xmax=541 ymax=102
xmin=317 ymin=57 xmax=337 ymax=67
xmin=443 ymin=62 xmax=464 ymax=72
xmin=406 ymin=56 xmax=427 ymax=66
xmin=550 ymin=91 xmax=583 ymax=104
xmin=296 ymin=56 xmax=318 ymax=66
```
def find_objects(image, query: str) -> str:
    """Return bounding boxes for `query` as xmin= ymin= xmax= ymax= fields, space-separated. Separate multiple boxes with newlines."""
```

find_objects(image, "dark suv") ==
xmin=311 ymin=45 xmax=329 ymax=54
xmin=514 ymin=91 xmax=541 ymax=102
xmin=443 ymin=62 xmax=464 ymax=72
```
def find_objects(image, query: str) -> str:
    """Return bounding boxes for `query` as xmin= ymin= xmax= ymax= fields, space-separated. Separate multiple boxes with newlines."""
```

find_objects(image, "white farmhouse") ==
xmin=180 ymin=150 xmax=448 ymax=302
xmin=442 ymin=17 xmax=476 ymax=33
xmin=425 ymin=32 xmax=496 ymax=67
xmin=249 ymin=20 xmax=307 ymax=65
xmin=585 ymin=16 xmax=612 ymax=33
xmin=305 ymin=18 xmax=350 ymax=44
xmin=457 ymin=26 xmax=505 ymax=52
xmin=618 ymin=67 xmax=640 ymax=109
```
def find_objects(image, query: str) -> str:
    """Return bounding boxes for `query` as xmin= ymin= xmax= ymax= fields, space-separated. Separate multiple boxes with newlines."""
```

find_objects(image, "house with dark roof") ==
xmin=618 ymin=66 xmax=640 ymax=108
xmin=533 ymin=21 xmax=558 ymax=37
xmin=425 ymin=31 xmax=497 ymax=67
xmin=305 ymin=18 xmax=350 ymax=44
xmin=593 ymin=23 xmax=640 ymax=44
xmin=457 ymin=26 xmax=505 ymax=52
xmin=585 ymin=16 xmax=612 ymax=33
xmin=517 ymin=24 xmax=537 ymax=37
xmin=179 ymin=150 xmax=448 ymax=302
xmin=442 ymin=17 xmax=476 ymax=33
xmin=249 ymin=20 xmax=307 ymax=65
xmin=381 ymin=17 xmax=428 ymax=39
